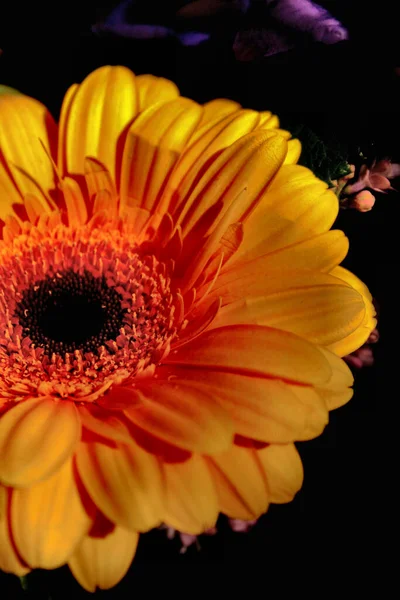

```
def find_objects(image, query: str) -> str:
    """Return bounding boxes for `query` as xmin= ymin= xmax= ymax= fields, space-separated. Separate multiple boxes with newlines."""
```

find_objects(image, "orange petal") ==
xmin=206 ymin=445 xmax=269 ymax=520
xmin=24 ymin=192 xmax=53 ymax=224
xmin=123 ymin=380 xmax=234 ymax=453
xmin=75 ymin=439 xmax=164 ymax=532
xmin=136 ymin=74 xmax=179 ymax=111
xmin=211 ymin=284 xmax=366 ymax=347
xmin=0 ymin=94 xmax=57 ymax=204
xmin=62 ymin=66 xmax=138 ymax=180
xmin=0 ymin=486 xmax=30 ymax=576
xmin=10 ymin=459 xmax=93 ymax=569
xmin=69 ymin=519 xmax=138 ymax=592
xmin=163 ymin=455 xmax=218 ymax=534
xmin=0 ymin=397 xmax=81 ymax=487
xmin=79 ymin=405 xmax=133 ymax=444
xmin=257 ymin=444 xmax=304 ymax=503
xmin=315 ymin=346 xmax=354 ymax=410
xmin=164 ymin=325 xmax=332 ymax=385
xmin=120 ymin=98 xmax=202 ymax=213
xmin=156 ymin=367 xmax=327 ymax=442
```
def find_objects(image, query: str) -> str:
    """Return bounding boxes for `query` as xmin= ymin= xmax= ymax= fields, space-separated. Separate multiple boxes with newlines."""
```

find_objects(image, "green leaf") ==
xmin=289 ymin=124 xmax=350 ymax=185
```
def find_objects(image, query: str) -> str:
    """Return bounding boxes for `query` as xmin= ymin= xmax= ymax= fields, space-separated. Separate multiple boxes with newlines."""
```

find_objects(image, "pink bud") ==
xmin=228 ymin=518 xmax=258 ymax=532
xmin=367 ymin=328 xmax=379 ymax=344
xmin=351 ymin=190 xmax=376 ymax=212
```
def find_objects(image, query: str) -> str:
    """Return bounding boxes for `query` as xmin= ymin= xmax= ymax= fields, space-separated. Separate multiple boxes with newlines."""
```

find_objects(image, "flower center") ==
xmin=0 ymin=224 xmax=179 ymax=401
xmin=15 ymin=270 xmax=127 ymax=356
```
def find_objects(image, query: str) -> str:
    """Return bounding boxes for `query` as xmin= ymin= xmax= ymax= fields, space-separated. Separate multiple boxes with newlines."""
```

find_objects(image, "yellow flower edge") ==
xmin=0 ymin=66 xmax=375 ymax=591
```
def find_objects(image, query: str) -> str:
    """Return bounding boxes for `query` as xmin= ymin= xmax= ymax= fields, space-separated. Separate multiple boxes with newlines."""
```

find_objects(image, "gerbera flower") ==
xmin=0 ymin=66 xmax=375 ymax=591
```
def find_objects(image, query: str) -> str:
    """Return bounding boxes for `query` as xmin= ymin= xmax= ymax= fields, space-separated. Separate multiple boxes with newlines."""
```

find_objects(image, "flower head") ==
xmin=0 ymin=66 xmax=375 ymax=591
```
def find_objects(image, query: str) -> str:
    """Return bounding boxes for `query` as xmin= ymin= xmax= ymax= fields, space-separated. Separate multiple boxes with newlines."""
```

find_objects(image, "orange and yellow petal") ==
xmin=68 ymin=515 xmax=139 ymax=592
xmin=123 ymin=380 xmax=234 ymax=453
xmin=162 ymin=455 xmax=219 ymax=534
xmin=206 ymin=444 xmax=270 ymax=520
xmin=0 ymin=486 xmax=30 ymax=576
xmin=59 ymin=66 xmax=139 ymax=180
xmin=0 ymin=93 xmax=57 ymax=216
xmin=0 ymin=398 xmax=81 ymax=487
xmin=315 ymin=346 xmax=354 ymax=410
xmin=10 ymin=459 xmax=93 ymax=569
xmin=256 ymin=443 xmax=304 ymax=504
xmin=160 ymin=109 xmax=267 ymax=216
xmin=211 ymin=282 xmax=366 ymax=347
xmin=177 ymin=131 xmax=288 ymax=238
xmin=156 ymin=366 xmax=328 ymax=443
xmin=136 ymin=74 xmax=179 ymax=110
xmin=119 ymin=98 xmax=202 ymax=212
xmin=233 ymin=166 xmax=338 ymax=263
xmin=165 ymin=325 xmax=332 ymax=386
xmin=326 ymin=266 xmax=377 ymax=356
xmin=75 ymin=438 xmax=164 ymax=532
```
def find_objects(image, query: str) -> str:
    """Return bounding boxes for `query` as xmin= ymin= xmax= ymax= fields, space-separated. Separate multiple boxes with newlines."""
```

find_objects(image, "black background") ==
xmin=0 ymin=1 xmax=394 ymax=597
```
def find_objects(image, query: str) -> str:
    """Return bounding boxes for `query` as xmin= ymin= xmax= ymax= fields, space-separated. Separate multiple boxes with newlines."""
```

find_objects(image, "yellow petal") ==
xmin=234 ymin=166 xmax=338 ymax=264
xmin=178 ymin=131 xmax=287 ymax=237
xmin=241 ymin=229 xmax=349 ymax=273
xmin=10 ymin=459 xmax=93 ymax=569
xmin=163 ymin=455 xmax=218 ymax=534
xmin=199 ymin=98 xmax=241 ymax=125
xmin=326 ymin=266 xmax=376 ymax=356
xmin=136 ymin=74 xmax=179 ymax=111
xmin=212 ymin=284 xmax=366 ymax=346
xmin=124 ymin=380 xmax=234 ymax=453
xmin=69 ymin=520 xmax=138 ymax=592
xmin=283 ymin=139 xmax=302 ymax=164
xmin=75 ymin=439 xmax=164 ymax=532
xmin=206 ymin=445 xmax=269 ymax=520
xmin=120 ymin=98 xmax=202 ymax=213
xmin=61 ymin=66 xmax=138 ymax=180
xmin=160 ymin=109 xmax=263 ymax=216
xmin=0 ymin=398 xmax=81 ymax=487
xmin=257 ymin=444 xmax=304 ymax=503
xmin=261 ymin=164 xmax=328 ymax=215
xmin=0 ymin=94 xmax=57 ymax=204
xmin=156 ymin=366 xmax=328 ymax=442
xmin=206 ymin=267 xmax=352 ymax=306
xmin=165 ymin=325 xmax=332 ymax=385
xmin=57 ymin=83 xmax=78 ymax=175
xmin=0 ymin=486 xmax=30 ymax=576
